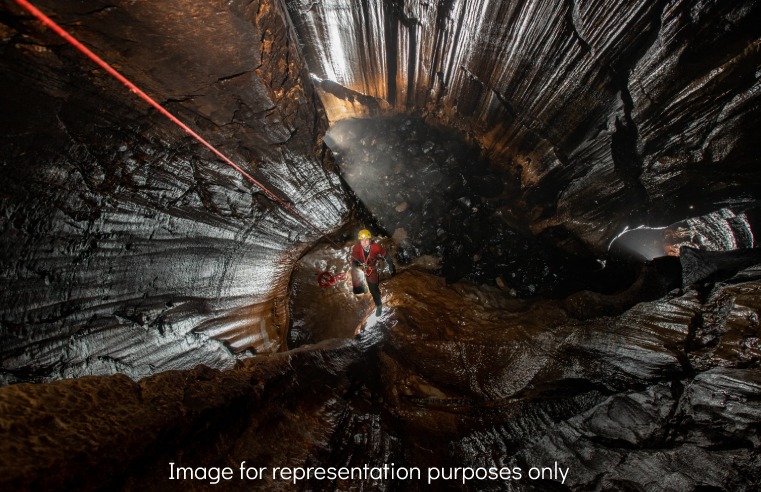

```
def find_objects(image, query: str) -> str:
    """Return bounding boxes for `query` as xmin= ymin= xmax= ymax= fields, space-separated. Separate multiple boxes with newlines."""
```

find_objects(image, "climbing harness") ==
xmin=316 ymin=271 xmax=347 ymax=288
xmin=315 ymin=251 xmax=376 ymax=289
xmin=353 ymin=249 xmax=378 ymax=276
xmin=13 ymin=0 xmax=338 ymax=247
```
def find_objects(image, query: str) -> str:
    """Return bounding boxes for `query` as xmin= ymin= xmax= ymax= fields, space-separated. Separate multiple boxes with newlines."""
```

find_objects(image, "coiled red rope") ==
xmin=316 ymin=271 xmax=347 ymax=288
xmin=14 ymin=0 xmax=338 ymax=246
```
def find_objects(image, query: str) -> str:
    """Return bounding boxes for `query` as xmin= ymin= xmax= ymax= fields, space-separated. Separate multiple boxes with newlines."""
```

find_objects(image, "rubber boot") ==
xmin=375 ymin=304 xmax=382 ymax=316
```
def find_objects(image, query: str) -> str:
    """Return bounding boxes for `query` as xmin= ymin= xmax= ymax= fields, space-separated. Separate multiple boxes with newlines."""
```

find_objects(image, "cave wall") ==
xmin=2 ymin=0 xmax=758 ymax=384
xmin=2 ymin=269 xmax=759 ymax=490
xmin=0 ymin=1 xmax=760 ymax=487
xmin=0 ymin=0 xmax=348 ymax=384
xmin=286 ymin=0 xmax=761 ymax=253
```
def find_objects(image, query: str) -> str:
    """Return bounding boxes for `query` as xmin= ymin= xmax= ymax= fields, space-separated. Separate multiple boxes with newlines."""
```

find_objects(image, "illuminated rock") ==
xmin=0 ymin=0 xmax=760 ymax=489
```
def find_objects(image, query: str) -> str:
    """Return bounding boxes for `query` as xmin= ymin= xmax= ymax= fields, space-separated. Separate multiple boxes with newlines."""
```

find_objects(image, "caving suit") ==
xmin=351 ymin=242 xmax=395 ymax=308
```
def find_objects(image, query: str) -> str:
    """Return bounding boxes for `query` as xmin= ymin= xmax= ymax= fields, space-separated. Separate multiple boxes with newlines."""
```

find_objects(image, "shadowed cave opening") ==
xmin=324 ymin=116 xmax=600 ymax=293
xmin=287 ymin=115 xmax=700 ymax=345
xmin=288 ymin=115 xmax=605 ymax=346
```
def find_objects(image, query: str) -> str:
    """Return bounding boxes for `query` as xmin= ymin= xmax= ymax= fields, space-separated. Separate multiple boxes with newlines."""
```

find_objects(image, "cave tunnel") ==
xmin=1 ymin=0 xmax=761 ymax=490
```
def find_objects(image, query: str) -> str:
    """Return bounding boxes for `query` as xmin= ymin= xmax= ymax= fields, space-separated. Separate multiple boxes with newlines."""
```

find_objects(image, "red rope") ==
xmin=14 ymin=0 xmax=338 ymax=245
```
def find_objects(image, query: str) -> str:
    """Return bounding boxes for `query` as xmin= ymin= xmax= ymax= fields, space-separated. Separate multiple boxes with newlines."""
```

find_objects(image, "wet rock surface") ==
xmin=611 ymin=207 xmax=757 ymax=260
xmin=288 ymin=0 xmax=761 ymax=254
xmin=2 ymin=266 xmax=760 ymax=491
xmin=1 ymin=0 xmax=758 ymax=382
xmin=0 ymin=0 xmax=348 ymax=383
xmin=286 ymin=237 xmax=388 ymax=346
xmin=0 ymin=0 xmax=760 ymax=490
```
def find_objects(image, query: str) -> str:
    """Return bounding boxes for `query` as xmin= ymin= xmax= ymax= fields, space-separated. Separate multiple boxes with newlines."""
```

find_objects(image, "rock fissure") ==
xmin=563 ymin=0 xmax=592 ymax=55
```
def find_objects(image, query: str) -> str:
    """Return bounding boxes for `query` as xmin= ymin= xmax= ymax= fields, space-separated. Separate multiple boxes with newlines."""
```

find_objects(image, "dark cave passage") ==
xmin=324 ymin=116 xmax=602 ymax=296
xmin=287 ymin=114 xmax=761 ymax=353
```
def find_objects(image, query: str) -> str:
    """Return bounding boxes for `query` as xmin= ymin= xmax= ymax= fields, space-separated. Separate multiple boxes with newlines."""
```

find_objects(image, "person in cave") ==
xmin=350 ymin=229 xmax=396 ymax=316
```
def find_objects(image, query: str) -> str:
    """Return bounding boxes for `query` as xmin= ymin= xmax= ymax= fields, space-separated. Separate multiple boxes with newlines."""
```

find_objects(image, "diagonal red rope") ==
xmin=14 ymin=0 xmax=338 ymax=245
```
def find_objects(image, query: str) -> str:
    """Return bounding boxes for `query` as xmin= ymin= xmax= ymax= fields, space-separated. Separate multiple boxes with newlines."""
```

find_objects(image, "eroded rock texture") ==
xmin=2 ymin=266 xmax=759 ymax=490
xmin=287 ymin=0 xmax=761 ymax=254
xmin=1 ymin=0 xmax=760 ymax=490
xmin=0 ymin=0 xmax=348 ymax=383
